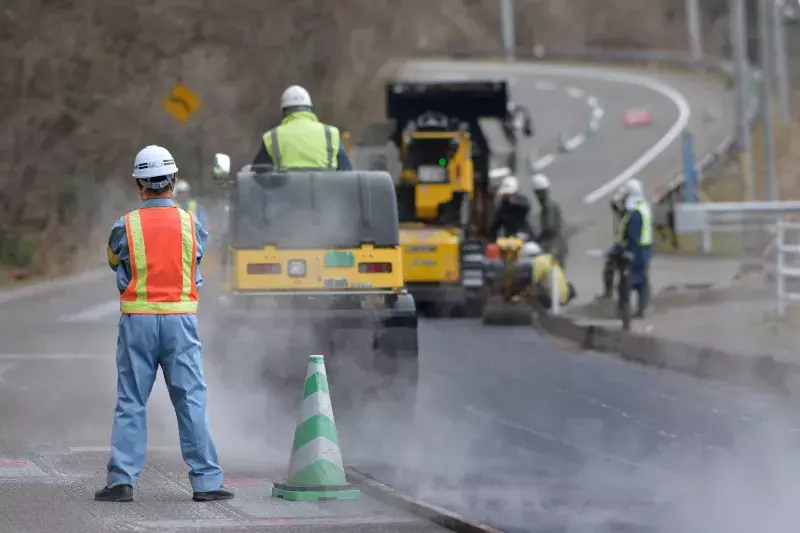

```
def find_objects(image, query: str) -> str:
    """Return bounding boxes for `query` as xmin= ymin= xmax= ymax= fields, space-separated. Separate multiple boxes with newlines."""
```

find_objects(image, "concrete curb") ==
xmin=345 ymin=468 xmax=505 ymax=533
xmin=539 ymin=315 xmax=800 ymax=397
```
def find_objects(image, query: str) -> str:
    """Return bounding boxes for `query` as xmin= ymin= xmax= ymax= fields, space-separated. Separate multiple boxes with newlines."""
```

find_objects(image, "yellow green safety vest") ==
xmin=186 ymin=199 xmax=197 ymax=214
xmin=263 ymin=111 xmax=341 ymax=170
xmin=619 ymin=201 xmax=653 ymax=246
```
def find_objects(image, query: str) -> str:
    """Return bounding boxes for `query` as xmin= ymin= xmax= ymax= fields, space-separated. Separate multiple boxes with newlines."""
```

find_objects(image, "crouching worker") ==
xmin=519 ymin=242 xmax=576 ymax=310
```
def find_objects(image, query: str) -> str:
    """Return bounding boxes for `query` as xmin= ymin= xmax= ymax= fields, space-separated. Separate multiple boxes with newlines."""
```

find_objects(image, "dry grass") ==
xmin=0 ymin=0 xmax=730 ymax=283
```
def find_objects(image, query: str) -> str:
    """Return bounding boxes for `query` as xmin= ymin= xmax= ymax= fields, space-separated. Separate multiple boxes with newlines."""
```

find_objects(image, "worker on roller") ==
xmin=97 ymin=145 xmax=233 ymax=503
xmin=518 ymin=241 xmax=576 ymax=310
xmin=607 ymin=178 xmax=653 ymax=318
xmin=252 ymin=85 xmax=352 ymax=170
xmin=600 ymin=185 xmax=628 ymax=299
xmin=489 ymin=175 xmax=535 ymax=241
xmin=530 ymin=173 xmax=567 ymax=268
xmin=173 ymin=179 xmax=212 ymax=234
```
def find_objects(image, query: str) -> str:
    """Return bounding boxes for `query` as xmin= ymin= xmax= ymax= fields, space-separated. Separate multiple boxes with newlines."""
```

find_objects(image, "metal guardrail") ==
xmin=776 ymin=217 xmax=800 ymax=316
xmin=674 ymin=201 xmax=800 ymax=253
xmin=413 ymin=44 xmax=762 ymax=241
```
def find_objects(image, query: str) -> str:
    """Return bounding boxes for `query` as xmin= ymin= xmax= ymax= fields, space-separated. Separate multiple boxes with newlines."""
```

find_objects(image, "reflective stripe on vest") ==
xmin=187 ymin=199 xmax=197 ymax=214
xmin=619 ymin=201 xmax=653 ymax=246
xmin=120 ymin=207 xmax=199 ymax=314
xmin=264 ymin=120 xmax=337 ymax=170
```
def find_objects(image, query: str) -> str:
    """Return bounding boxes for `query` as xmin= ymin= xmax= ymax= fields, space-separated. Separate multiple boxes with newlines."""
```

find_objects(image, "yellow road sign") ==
xmin=163 ymin=83 xmax=201 ymax=123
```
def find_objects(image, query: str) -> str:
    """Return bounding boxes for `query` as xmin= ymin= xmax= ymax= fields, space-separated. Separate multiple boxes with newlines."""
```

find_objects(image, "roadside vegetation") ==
xmin=0 ymin=0 xmax=730 ymax=283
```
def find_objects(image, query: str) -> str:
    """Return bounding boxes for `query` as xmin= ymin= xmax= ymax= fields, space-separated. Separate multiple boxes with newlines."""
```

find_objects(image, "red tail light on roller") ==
xmin=247 ymin=263 xmax=281 ymax=275
xmin=358 ymin=262 xmax=393 ymax=274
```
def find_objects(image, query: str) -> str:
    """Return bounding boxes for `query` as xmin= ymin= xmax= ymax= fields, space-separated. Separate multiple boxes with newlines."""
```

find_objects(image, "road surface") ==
xmin=3 ymin=59 xmax=798 ymax=533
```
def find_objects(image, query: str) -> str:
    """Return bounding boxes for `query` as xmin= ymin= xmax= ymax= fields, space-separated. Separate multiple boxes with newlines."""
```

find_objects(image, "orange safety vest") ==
xmin=120 ymin=207 xmax=199 ymax=314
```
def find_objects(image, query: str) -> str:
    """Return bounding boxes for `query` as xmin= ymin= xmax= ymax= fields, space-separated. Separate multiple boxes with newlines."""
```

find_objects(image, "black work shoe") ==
xmin=94 ymin=484 xmax=133 ymax=502
xmin=193 ymin=486 xmax=235 ymax=502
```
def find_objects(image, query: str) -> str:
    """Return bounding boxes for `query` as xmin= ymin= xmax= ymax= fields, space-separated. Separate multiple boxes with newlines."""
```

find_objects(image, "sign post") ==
xmin=681 ymin=130 xmax=698 ymax=203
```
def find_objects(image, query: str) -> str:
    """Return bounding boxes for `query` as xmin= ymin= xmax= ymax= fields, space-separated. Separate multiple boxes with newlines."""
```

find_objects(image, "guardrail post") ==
xmin=550 ymin=266 xmax=560 ymax=316
xmin=777 ymin=217 xmax=785 ymax=317
xmin=702 ymin=219 xmax=712 ymax=254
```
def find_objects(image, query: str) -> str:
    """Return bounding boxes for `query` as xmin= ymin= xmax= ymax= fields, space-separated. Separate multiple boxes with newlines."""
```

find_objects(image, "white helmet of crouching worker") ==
xmin=132 ymin=145 xmax=179 ymax=189
xmin=496 ymin=175 xmax=520 ymax=197
xmin=531 ymin=173 xmax=551 ymax=191
xmin=519 ymin=241 xmax=542 ymax=259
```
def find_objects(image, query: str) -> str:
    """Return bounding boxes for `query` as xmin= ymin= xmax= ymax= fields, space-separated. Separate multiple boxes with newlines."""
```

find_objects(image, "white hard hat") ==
xmin=132 ymin=145 xmax=178 ymax=188
xmin=626 ymin=178 xmax=643 ymax=195
xmin=497 ymin=175 xmax=519 ymax=196
xmin=280 ymin=85 xmax=312 ymax=109
xmin=531 ymin=173 xmax=550 ymax=191
xmin=174 ymin=179 xmax=190 ymax=194
xmin=520 ymin=241 xmax=542 ymax=258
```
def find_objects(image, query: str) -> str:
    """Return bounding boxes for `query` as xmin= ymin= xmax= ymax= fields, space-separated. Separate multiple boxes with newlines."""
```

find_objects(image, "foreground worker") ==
xmin=530 ymin=173 xmax=567 ymax=268
xmin=173 ymin=179 xmax=211 ymax=232
xmin=600 ymin=186 xmax=628 ymax=298
xmin=97 ymin=145 xmax=233 ymax=503
xmin=252 ymin=85 xmax=352 ymax=170
xmin=489 ymin=175 xmax=535 ymax=240
xmin=520 ymin=241 xmax=576 ymax=310
xmin=607 ymin=179 xmax=653 ymax=318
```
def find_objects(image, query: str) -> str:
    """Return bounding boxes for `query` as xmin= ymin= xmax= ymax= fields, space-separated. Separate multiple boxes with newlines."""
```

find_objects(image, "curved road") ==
xmin=2 ymin=60 xmax=797 ymax=533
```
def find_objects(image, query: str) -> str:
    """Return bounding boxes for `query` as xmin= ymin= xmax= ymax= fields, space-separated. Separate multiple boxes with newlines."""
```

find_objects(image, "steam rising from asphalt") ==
xmin=133 ymin=182 xmax=800 ymax=532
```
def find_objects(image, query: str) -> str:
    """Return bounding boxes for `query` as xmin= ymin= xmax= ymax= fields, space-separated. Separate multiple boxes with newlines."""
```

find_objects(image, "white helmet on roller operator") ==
xmin=496 ymin=175 xmax=519 ymax=197
xmin=280 ymin=85 xmax=313 ymax=111
xmin=132 ymin=145 xmax=178 ymax=189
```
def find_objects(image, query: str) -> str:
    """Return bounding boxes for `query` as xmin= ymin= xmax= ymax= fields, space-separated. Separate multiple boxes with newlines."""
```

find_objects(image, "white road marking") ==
xmin=564 ymin=134 xmax=585 ymax=151
xmin=592 ymin=107 xmax=605 ymax=120
xmin=0 ymin=267 xmax=108 ymax=305
xmin=396 ymin=61 xmax=691 ymax=205
xmin=57 ymin=300 xmax=119 ymax=323
xmin=0 ymin=354 xmax=103 ymax=361
xmin=566 ymin=86 xmax=584 ymax=98
xmin=586 ymin=95 xmax=599 ymax=107
xmin=532 ymin=154 xmax=556 ymax=171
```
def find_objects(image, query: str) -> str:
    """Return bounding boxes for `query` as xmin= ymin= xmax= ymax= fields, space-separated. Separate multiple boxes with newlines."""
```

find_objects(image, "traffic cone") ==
xmin=272 ymin=354 xmax=361 ymax=501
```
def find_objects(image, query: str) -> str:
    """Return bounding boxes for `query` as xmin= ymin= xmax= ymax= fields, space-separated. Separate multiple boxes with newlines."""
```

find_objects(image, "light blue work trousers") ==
xmin=106 ymin=313 xmax=223 ymax=492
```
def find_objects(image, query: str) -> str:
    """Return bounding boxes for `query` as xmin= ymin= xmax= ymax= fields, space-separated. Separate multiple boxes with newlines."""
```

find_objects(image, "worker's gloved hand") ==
xmin=621 ymin=250 xmax=635 ymax=264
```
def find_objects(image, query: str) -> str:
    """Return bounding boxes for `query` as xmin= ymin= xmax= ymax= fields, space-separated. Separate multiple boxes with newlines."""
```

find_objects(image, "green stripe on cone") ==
xmin=272 ymin=353 xmax=360 ymax=501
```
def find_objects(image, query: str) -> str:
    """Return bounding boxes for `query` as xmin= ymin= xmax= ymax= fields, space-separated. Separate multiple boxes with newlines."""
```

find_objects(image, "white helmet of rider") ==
xmin=174 ymin=179 xmax=190 ymax=194
xmin=520 ymin=241 xmax=542 ymax=258
xmin=132 ymin=145 xmax=178 ymax=189
xmin=280 ymin=85 xmax=313 ymax=109
xmin=531 ymin=173 xmax=551 ymax=191
xmin=497 ymin=175 xmax=519 ymax=197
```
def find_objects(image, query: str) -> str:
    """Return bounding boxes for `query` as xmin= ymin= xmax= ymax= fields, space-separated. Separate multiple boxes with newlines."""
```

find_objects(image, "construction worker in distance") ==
xmin=607 ymin=178 xmax=653 ymax=318
xmin=530 ymin=173 xmax=567 ymax=268
xmin=518 ymin=241 xmax=576 ymax=310
xmin=173 ymin=179 xmax=212 ymax=234
xmin=489 ymin=175 xmax=535 ymax=241
xmin=600 ymin=186 xmax=628 ymax=299
xmin=252 ymin=85 xmax=353 ymax=170
xmin=97 ymin=145 xmax=233 ymax=504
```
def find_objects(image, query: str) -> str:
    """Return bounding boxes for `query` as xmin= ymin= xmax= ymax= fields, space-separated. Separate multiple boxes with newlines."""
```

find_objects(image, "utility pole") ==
xmin=773 ymin=0 xmax=791 ymax=124
xmin=731 ymin=0 xmax=756 ymax=200
xmin=686 ymin=0 xmax=704 ymax=61
xmin=759 ymin=0 xmax=778 ymax=200
xmin=500 ymin=0 xmax=516 ymax=62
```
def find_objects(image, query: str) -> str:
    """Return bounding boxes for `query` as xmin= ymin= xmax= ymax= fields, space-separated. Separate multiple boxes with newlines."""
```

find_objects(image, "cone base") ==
xmin=272 ymin=481 xmax=361 ymax=501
